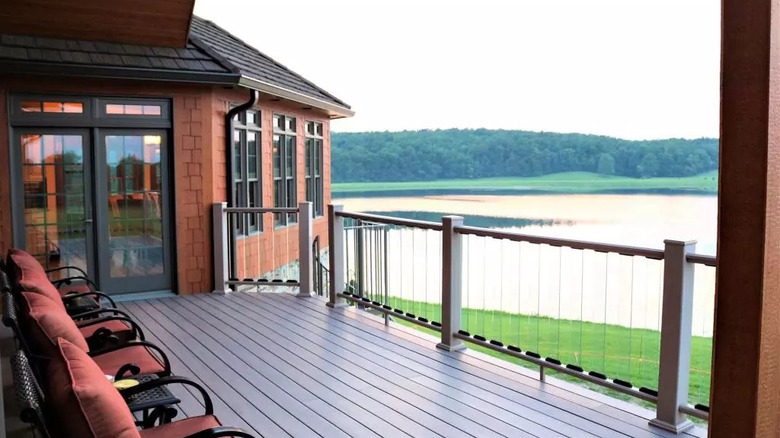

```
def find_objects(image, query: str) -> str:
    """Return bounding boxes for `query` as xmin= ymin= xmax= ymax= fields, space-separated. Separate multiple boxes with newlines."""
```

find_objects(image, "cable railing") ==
xmin=327 ymin=204 xmax=716 ymax=432
xmin=212 ymin=202 xmax=315 ymax=295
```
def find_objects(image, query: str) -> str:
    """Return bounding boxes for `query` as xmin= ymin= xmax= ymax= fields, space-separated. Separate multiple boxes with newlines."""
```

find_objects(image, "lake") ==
xmin=335 ymin=192 xmax=717 ymax=337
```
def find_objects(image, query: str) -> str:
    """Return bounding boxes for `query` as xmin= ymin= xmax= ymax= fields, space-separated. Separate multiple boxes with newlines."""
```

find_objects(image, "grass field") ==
xmin=332 ymin=171 xmax=719 ymax=194
xmin=375 ymin=296 xmax=713 ymax=409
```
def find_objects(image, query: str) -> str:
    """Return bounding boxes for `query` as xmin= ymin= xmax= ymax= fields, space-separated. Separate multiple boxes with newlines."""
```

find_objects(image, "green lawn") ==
xmin=332 ymin=171 xmax=719 ymax=194
xmin=377 ymin=296 xmax=712 ymax=408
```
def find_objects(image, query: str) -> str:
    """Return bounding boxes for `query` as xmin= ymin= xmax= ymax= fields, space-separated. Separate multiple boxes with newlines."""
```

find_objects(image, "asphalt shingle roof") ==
xmin=0 ymin=15 xmax=350 ymax=111
xmin=0 ymin=33 xmax=232 ymax=74
xmin=189 ymin=16 xmax=350 ymax=109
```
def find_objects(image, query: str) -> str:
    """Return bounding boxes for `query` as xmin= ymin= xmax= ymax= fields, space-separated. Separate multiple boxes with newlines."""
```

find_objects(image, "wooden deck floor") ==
xmin=118 ymin=292 xmax=707 ymax=438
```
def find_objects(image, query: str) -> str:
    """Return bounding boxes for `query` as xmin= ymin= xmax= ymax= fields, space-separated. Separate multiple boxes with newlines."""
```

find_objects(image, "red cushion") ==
xmin=79 ymin=319 xmax=133 ymax=341
xmin=139 ymin=415 xmax=222 ymax=438
xmin=21 ymin=292 xmax=89 ymax=355
xmin=93 ymin=345 xmax=166 ymax=377
xmin=47 ymin=338 xmax=140 ymax=438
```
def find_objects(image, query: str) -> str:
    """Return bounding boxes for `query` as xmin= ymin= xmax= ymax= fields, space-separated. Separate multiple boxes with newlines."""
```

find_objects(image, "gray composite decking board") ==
xmin=293 ymin=294 xmax=707 ymax=438
xmin=164 ymin=296 xmax=430 ymax=438
xmin=188 ymin=295 xmax=518 ymax=438
xmin=121 ymin=293 xmax=707 ymax=438
xmin=117 ymin=304 xmax=206 ymax=419
xmin=172 ymin=299 xmax=444 ymax=438
xmin=190 ymin=294 xmax=545 ymax=438
xmin=273 ymin=292 xmax=679 ymax=438
xmin=236 ymin=294 xmax=614 ymax=438
xmin=149 ymin=298 xmax=384 ymax=438
xmin=170 ymin=297 xmax=447 ymax=438
xmin=128 ymin=301 xmax=314 ymax=438
xmin=210 ymin=293 xmax=590 ymax=438
xmin=121 ymin=302 xmax=271 ymax=438
xmin=282 ymin=293 xmax=682 ymax=438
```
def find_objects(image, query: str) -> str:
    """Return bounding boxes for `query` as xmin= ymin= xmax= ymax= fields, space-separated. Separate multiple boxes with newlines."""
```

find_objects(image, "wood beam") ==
xmin=711 ymin=0 xmax=780 ymax=435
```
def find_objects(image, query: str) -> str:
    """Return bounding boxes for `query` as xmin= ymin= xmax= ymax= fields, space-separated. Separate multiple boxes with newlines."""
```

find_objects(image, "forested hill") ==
xmin=331 ymin=129 xmax=718 ymax=183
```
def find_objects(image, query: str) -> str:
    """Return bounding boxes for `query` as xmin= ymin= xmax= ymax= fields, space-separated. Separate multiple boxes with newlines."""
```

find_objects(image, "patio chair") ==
xmin=5 ymin=248 xmax=117 ymax=312
xmin=2 ymin=268 xmax=139 ymax=347
xmin=10 ymin=291 xmax=170 ymax=380
xmin=47 ymin=338 xmax=255 ymax=438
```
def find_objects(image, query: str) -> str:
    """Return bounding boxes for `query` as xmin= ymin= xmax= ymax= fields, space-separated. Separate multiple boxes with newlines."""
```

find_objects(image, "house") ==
xmin=0 ymin=4 xmax=353 ymax=295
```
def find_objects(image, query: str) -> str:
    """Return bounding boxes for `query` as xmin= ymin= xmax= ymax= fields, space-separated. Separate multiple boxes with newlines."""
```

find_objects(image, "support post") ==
xmin=211 ymin=202 xmax=231 ymax=294
xmin=297 ymin=202 xmax=314 ymax=297
xmin=650 ymin=240 xmax=696 ymax=433
xmin=327 ymin=204 xmax=348 ymax=308
xmin=437 ymin=216 xmax=465 ymax=352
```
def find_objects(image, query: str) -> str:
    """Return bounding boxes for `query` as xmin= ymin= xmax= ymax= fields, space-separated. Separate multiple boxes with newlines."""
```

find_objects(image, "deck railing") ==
xmin=327 ymin=204 xmax=716 ymax=434
xmin=212 ymin=202 xmax=314 ymax=296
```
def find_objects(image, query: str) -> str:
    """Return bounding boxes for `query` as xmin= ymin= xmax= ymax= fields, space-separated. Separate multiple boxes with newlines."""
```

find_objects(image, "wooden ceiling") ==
xmin=0 ymin=0 xmax=196 ymax=47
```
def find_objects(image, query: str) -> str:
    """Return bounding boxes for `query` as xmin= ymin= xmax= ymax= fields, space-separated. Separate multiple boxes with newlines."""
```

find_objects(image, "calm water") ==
xmin=339 ymin=192 xmax=717 ymax=336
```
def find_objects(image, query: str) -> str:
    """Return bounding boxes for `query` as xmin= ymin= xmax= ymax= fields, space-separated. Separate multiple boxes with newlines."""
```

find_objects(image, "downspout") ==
xmin=224 ymin=89 xmax=258 ymax=280
xmin=225 ymin=89 xmax=258 ymax=207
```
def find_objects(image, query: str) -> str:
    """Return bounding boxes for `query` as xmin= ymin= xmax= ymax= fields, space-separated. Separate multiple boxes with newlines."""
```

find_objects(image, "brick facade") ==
xmin=0 ymin=75 xmax=331 ymax=294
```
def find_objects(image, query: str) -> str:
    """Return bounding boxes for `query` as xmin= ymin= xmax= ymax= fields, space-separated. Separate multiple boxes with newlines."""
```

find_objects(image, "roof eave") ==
xmin=0 ymin=60 xmax=241 ymax=85
xmin=238 ymin=76 xmax=355 ymax=119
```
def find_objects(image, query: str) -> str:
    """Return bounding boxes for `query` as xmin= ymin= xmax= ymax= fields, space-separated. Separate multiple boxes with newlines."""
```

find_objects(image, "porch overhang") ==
xmin=238 ymin=76 xmax=356 ymax=119
xmin=0 ymin=0 xmax=195 ymax=47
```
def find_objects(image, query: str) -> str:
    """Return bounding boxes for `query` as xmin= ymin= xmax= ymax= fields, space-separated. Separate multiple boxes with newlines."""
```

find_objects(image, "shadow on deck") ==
xmin=110 ymin=292 xmax=706 ymax=438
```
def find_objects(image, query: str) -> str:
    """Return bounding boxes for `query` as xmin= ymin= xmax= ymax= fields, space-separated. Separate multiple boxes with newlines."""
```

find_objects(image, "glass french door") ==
xmin=95 ymin=129 xmax=172 ymax=293
xmin=15 ymin=128 xmax=172 ymax=294
xmin=17 ymin=129 xmax=95 ymax=279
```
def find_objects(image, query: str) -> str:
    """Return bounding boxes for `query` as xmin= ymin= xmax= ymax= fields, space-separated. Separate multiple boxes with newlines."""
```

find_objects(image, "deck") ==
xmin=115 ymin=292 xmax=707 ymax=438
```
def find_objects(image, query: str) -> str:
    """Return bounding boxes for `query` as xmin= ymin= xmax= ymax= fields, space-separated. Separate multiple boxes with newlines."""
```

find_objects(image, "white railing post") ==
xmin=650 ymin=239 xmax=696 ymax=433
xmin=212 ymin=202 xmax=231 ymax=294
xmin=297 ymin=202 xmax=314 ymax=297
xmin=437 ymin=215 xmax=466 ymax=351
xmin=327 ymin=204 xmax=348 ymax=308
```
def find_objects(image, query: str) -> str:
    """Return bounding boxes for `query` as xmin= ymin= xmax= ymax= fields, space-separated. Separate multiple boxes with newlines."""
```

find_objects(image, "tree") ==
xmin=637 ymin=153 xmax=660 ymax=178
xmin=597 ymin=153 xmax=615 ymax=175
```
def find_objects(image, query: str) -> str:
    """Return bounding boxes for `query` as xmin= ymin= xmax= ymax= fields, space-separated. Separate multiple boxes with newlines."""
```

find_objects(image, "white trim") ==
xmin=238 ymin=76 xmax=355 ymax=118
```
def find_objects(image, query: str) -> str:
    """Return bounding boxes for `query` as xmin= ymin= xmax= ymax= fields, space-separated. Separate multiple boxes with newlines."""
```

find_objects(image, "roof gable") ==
xmin=189 ymin=16 xmax=351 ymax=110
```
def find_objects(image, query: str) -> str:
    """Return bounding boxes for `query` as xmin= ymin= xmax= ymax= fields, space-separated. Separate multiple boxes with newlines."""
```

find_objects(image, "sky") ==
xmin=193 ymin=0 xmax=720 ymax=140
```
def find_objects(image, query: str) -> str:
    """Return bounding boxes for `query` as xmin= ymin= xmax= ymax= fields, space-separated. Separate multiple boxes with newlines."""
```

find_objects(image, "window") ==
xmin=273 ymin=114 xmax=297 ymax=226
xmin=106 ymin=104 xmax=162 ymax=115
xmin=305 ymin=121 xmax=324 ymax=217
xmin=232 ymin=109 xmax=262 ymax=234
xmin=21 ymin=101 xmax=83 ymax=113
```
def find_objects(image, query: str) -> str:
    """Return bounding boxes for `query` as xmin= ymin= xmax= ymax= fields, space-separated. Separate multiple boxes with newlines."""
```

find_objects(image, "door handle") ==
xmin=84 ymin=218 xmax=93 ymax=224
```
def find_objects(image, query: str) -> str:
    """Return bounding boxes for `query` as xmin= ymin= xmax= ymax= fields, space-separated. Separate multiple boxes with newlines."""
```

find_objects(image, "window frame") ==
xmin=232 ymin=109 xmax=263 ymax=235
xmin=273 ymin=114 xmax=297 ymax=227
xmin=305 ymin=121 xmax=324 ymax=217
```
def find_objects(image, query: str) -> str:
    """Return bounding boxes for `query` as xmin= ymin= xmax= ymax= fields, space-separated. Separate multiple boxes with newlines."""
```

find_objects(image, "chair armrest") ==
xmin=119 ymin=376 xmax=214 ymax=416
xmin=71 ymin=307 xmax=131 ymax=322
xmin=52 ymin=275 xmax=98 ymax=290
xmin=88 ymin=340 xmax=171 ymax=377
xmin=45 ymin=265 xmax=88 ymax=278
xmin=78 ymin=315 xmax=145 ymax=341
xmin=62 ymin=291 xmax=117 ymax=308
xmin=183 ymin=427 xmax=256 ymax=438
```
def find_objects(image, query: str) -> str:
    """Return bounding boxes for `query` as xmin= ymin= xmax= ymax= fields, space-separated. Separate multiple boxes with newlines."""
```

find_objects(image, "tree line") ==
xmin=331 ymin=129 xmax=719 ymax=182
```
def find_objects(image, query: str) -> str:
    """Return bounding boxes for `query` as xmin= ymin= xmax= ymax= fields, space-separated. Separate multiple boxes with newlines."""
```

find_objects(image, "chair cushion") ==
xmin=93 ymin=345 xmax=166 ymax=377
xmin=79 ymin=319 xmax=133 ymax=341
xmin=139 ymin=415 xmax=222 ymax=438
xmin=20 ymin=292 xmax=89 ymax=355
xmin=47 ymin=338 xmax=140 ymax=438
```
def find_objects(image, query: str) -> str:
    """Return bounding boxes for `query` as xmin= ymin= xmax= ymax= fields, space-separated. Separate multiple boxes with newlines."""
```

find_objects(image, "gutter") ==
xmin=225 ymin=89 xmax=258 ymax=207
xmin=238 ymin=76 xmax=355 ymax=119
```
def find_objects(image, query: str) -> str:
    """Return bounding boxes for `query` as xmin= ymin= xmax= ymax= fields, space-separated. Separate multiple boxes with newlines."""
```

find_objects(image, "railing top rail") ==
xmin=687 ymin=253 xmax=717 ymax=267
xmin=453 ymin=225 xmax=666 ymax=260
xmin=336 ymin=211 xmax=443 ymax=231
xmin=225 ymin=207 xmax=299 ymax=214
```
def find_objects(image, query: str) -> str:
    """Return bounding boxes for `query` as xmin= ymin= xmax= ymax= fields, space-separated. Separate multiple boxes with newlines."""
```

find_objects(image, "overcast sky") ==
xmin=193 ymin=0 xmax=720 ymax=140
